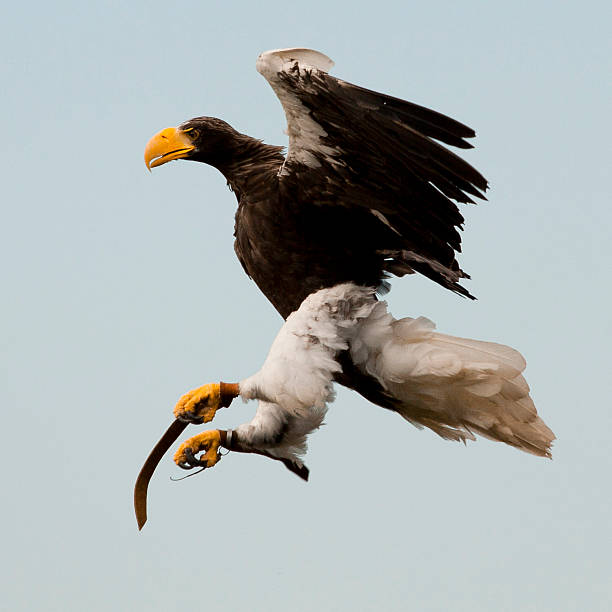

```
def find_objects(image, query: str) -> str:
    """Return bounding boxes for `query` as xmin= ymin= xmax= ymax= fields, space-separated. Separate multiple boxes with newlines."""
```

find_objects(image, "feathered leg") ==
xmin=171 ymin=287 xmax=345 ymax=477
xmin=172 ymin=381 xmax=317 ymax=479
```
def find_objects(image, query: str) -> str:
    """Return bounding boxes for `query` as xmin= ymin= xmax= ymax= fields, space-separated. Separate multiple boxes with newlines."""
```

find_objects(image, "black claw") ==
xmin=183 ymin=448 xmax=194 ymax=459
xmin=183 ymin=448 xmax=198 ymax=464
xmin=183 ymin=449 xmax=197 ymax=467
xmin=177 ymin=412 xmax=204 ymax=425
xmin=187 ymin=411 xmax=204 ymax=424
xmin=179 ymin=447 xmax=209 ymax=469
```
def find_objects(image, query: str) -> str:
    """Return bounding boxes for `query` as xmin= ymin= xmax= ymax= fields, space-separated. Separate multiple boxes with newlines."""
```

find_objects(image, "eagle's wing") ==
xmin=256 ymin=48 xmax=488 ymax=297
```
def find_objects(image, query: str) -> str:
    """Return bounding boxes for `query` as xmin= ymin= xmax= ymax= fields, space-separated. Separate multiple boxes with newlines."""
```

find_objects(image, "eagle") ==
xmin=141 ymin=47 xmax=554 ymax=494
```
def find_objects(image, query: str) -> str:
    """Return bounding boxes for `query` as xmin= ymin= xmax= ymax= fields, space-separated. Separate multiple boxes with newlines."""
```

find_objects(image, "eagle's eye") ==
xmin=187 ymin=128 xmax=200 ymax=139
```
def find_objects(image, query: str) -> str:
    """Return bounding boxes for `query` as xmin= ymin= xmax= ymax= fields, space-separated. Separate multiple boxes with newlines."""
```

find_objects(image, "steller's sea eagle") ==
xmin=137 ymin=48 xmax=554 ymax=525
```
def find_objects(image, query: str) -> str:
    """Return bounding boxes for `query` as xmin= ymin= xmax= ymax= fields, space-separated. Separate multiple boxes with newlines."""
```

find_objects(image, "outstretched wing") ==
xmin=256 ymin=48 xmax=488 ymax=297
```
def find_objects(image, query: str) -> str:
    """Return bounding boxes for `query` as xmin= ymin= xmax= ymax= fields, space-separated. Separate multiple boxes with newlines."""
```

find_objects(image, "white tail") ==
xmin=351 ymin=303 xmax=555 ymax=457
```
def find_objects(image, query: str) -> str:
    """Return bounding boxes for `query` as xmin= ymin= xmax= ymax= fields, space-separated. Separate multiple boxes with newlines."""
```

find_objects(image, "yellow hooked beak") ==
xmin=144 ymin=127 xmax=195 ymax=171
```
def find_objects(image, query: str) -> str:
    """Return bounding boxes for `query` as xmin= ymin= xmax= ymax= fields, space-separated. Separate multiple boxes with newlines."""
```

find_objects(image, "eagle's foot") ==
xmin=174 ymin=430 xmax=222 ymax=470
xmin=173 ymin=382 xmax=239 ymax=424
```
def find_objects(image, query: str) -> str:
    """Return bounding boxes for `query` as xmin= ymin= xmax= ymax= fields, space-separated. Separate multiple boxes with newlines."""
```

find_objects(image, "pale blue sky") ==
xmin=2 ymin=1 xmax=611 ymax=611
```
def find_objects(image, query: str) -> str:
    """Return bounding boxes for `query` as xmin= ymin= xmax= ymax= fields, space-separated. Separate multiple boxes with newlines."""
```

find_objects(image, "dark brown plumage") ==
xmin=178 ymin=90 xmax=487 ymax=319
xmin=146 ymin=53 xmax=489 ymax=411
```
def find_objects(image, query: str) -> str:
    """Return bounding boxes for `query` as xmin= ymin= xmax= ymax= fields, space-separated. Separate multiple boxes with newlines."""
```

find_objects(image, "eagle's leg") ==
xmin=173 ymin=424 xmax=310 ymax=480
xmin=173 ymin=382 xmax=239 ymax=424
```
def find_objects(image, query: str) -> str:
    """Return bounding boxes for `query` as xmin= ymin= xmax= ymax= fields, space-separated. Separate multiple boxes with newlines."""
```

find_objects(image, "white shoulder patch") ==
xmin=256 ymin=47 xmax=340 ymax=170
xmin=256 ymin=47 xmax=334 ymax=77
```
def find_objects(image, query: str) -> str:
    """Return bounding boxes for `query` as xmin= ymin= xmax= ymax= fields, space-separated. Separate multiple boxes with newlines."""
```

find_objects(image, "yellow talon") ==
xmin=174 ymin=430 xmax=222 ymax=469
xmin=173 ymin=383 xmax=221 ymax=423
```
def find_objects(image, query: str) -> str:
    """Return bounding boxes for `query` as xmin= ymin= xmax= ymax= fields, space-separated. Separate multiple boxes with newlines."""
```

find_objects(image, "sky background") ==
xmin=2 ymin=1 xmax=611 ymax=610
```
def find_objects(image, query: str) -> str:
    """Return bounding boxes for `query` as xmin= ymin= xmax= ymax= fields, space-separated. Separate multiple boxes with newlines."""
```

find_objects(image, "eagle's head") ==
xmin=144 ymin=117 xmax=241 ymax=170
